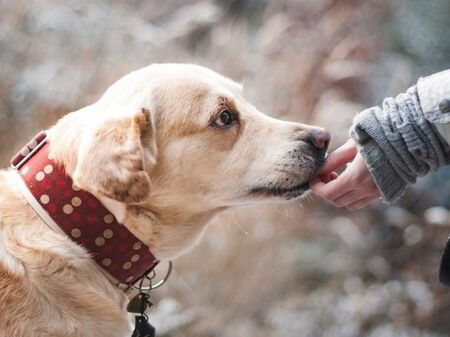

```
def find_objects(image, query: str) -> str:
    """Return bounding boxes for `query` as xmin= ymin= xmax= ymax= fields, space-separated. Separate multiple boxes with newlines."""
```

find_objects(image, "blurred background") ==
xmin=1 ymin=0 xmax=450 ymax=336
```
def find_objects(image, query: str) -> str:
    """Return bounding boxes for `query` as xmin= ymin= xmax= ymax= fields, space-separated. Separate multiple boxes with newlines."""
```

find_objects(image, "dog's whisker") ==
xmin=229 ymin=212 xmax=249 ymax=236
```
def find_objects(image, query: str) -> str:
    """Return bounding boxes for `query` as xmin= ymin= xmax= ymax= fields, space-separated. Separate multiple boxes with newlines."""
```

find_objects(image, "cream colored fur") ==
xmin=0 ymin=64 xmax=327 ymax=337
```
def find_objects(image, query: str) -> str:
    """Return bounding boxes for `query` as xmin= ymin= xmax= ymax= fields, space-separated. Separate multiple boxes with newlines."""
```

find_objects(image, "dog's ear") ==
xmin=73 ymin=108 xmax=157 ymax=203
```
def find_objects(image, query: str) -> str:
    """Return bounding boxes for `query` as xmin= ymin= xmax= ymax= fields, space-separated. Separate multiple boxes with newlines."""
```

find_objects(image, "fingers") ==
xmin=346 ymin=196 xmax=378 ymax=211
xmin=310 ymin=149 xmax=381 ymax=211
xmin=332 ymin=188 xmax=379 ymax=207
xmin=320 ymin=172 xmax=338 ymax=183
xmin=333 ymin=190 xmax=359 ymax=206
xmin=319 ymin=139 xmax=357 ymax=175
xmin=311 ymin=182 xmax=378 ymax=209
xmin=310 ymin=174 xmax=352 ymax=201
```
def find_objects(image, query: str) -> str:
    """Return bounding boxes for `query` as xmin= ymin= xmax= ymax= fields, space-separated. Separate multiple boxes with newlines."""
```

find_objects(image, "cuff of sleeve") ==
xmin=417 ymin=69 xmax=450 ymax=124
xmin=356 ymin=140 xmax=407 ymax=203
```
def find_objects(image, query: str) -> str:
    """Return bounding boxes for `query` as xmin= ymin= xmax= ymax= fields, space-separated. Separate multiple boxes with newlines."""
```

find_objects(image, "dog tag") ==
xmin=127 ymin=293 xmax=152 ymax=314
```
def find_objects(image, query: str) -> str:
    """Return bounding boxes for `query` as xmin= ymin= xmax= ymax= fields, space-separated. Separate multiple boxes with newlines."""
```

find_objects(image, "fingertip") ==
xmin=320 ymin=172 xmax=337 ymax=183
xmin=329 ymin=172 xmax=338 ymax=180
xmin=319 ymin=141 xmax=358 ymax=174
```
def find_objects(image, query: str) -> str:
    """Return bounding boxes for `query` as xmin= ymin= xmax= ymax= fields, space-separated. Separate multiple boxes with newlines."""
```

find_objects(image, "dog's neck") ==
xmin=47 ymin=108 xmax=219 ymax=260
xmin=124 ymin=201 xmax=220 ymax=259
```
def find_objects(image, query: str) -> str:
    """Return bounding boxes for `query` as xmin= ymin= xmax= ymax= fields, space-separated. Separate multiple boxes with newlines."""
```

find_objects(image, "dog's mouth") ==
xmin=249 ymin=154 xmax=326 ymax=200
xmin=249 ymin=182 xmax=310 ymax=200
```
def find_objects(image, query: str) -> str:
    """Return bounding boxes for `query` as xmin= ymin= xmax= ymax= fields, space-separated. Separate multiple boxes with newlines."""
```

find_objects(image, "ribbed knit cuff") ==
xmin=356 ymin=140 xmax=407 ymax=203
xmin=350 ymin=106 xmax=410 ymax=203
xmin=350 ymin=86 xmax=450 ymax=203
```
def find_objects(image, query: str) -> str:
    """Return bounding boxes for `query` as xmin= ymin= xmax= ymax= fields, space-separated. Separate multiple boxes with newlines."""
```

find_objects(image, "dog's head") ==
xmin=53 ymin=64 xmax=329 ymax=257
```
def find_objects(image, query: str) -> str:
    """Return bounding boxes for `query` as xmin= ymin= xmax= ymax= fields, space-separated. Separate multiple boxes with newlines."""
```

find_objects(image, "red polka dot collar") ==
xmin=11 ymin=131 xmax=158 ymax=286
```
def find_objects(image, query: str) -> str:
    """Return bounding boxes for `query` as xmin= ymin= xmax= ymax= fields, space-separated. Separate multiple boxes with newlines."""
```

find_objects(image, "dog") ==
xmin=0 ymin=64 xmax=329 ymax=337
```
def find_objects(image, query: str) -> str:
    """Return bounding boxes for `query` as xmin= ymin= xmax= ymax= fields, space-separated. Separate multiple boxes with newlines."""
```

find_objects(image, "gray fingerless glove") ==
xmin=350 ymin=86 xmax=450 ymax=203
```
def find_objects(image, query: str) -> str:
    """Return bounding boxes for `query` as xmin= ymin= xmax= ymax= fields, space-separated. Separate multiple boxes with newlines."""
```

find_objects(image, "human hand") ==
xmin=310 ymin=139 xmax=380 ymax=210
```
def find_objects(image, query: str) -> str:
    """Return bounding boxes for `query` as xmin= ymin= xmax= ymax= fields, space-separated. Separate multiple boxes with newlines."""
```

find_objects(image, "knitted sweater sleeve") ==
xmin=350 ymin=85 xmax=450 ymax=203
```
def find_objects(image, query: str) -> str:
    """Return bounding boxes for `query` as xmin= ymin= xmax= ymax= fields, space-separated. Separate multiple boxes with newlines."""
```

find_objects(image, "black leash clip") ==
xmin=126 ymin=262 xmax=173 ymax=337
xmin=128 ymin=271 xmax=157 ymax=337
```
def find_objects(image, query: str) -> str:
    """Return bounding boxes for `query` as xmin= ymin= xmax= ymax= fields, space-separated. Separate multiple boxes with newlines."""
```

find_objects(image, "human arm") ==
xmin=311 ymin=69 xmax=450 ymax=208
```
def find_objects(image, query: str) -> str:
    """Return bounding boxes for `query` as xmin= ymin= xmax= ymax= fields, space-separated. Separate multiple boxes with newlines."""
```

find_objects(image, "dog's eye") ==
xmin=220 ymin=111 xmax=233 ymax=125
xmin=215 ymin=110 xmax=235 ymax=127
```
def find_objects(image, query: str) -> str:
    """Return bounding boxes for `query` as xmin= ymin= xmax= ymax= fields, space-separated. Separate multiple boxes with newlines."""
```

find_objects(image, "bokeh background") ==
xmin=2 ymin=1 xmax=450 ymax=336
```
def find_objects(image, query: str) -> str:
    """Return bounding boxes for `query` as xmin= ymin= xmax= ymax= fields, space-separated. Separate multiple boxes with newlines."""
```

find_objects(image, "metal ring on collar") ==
xmin=138 ymin=260 xmax=173 ymax=291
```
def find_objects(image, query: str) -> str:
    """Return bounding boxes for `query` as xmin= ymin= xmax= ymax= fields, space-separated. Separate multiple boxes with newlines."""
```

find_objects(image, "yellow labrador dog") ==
xmin=0 ymin=64 xmax=329 ymax=337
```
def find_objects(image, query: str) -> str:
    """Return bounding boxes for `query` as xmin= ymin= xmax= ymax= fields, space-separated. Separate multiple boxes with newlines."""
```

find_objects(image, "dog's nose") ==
xmin=308 ymin=128 xmax=330 ymax=151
